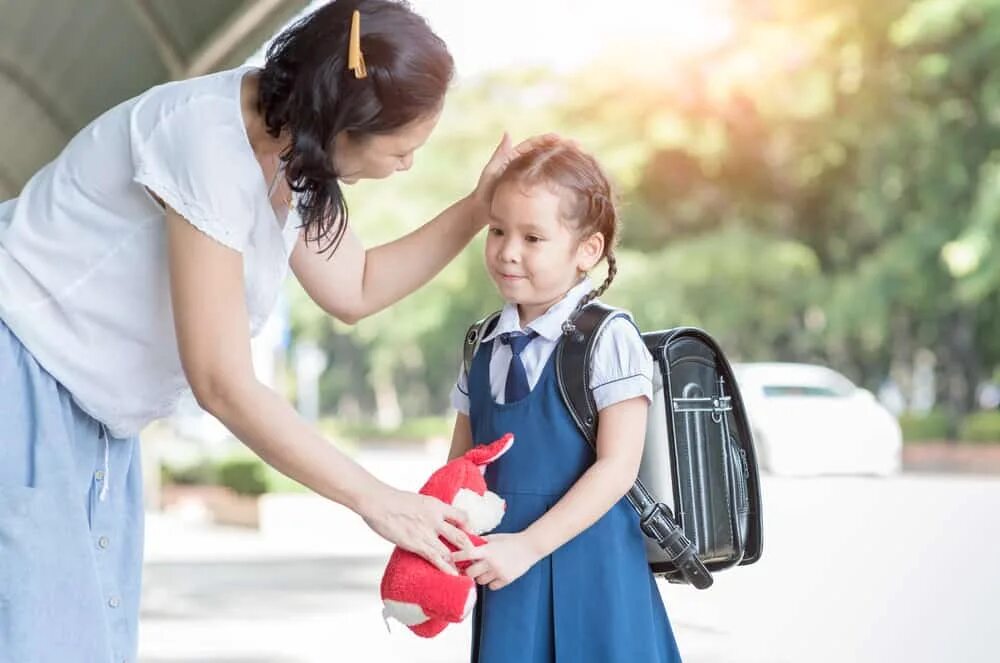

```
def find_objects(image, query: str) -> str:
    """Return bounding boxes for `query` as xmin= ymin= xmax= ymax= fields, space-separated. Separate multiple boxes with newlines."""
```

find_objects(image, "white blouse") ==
xmin=451 ymin=279 xmax=654 ymax=415
xmin=0 ymin=66 xmax=299 ymax=437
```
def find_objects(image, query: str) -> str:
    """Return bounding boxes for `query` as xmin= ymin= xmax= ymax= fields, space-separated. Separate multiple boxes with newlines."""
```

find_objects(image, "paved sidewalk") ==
xmin=140 ymin=511 xmax=734 ymax=663
xmin=140 ymin=444 xmax=737 ymax=662
xmin=139 ymin=449 xmax=1000 ymax=663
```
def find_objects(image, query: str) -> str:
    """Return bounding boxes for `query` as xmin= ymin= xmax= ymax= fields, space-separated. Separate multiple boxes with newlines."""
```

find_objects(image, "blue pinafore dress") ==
xmin=467 ymin=339 xmax=682 ymax=663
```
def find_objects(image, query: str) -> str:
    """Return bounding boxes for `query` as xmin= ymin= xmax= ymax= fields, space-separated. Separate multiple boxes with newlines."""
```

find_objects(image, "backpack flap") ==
xmin=644 ymin=328 xmax=764 ymax=580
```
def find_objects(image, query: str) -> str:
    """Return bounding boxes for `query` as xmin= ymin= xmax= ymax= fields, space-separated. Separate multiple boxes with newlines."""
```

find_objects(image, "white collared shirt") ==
xmin=451 ymin=278 xmax=654 ymax=415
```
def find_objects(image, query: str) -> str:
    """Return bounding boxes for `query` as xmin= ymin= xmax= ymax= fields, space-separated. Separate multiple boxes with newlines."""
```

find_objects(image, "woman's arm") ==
xmin=290 ymin=194 xmax=479 ymax=324
xmin=455 ymin=396 xmax=648 ymax=589
xmin=291 ymin=133 xmax=558 ymax=323
xmin=448 ymin=413 xmax=474 ymax=461
xmin=165 ymin=209 xmax=469 ymax=572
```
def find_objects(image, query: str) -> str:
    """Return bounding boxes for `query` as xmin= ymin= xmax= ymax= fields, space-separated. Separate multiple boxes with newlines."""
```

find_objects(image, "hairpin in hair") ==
xmin=348 ymin=9 xmax=367 ymax=79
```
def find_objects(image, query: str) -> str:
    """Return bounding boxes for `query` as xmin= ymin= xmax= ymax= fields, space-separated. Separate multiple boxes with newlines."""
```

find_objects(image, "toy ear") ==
xmin=463 ymin=433 xmax=514 ymax=467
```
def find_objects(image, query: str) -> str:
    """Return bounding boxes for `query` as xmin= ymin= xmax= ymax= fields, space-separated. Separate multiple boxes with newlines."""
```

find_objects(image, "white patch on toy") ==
xmin=477 ymin=435 xmax=515 ymax=475
xmin=461 ymin=585 xmax=477 ymax=619
xmin=453 ymin=488 xmax=505 ymax=535
xmin=383 ymin=600 xmax=430 ymax=626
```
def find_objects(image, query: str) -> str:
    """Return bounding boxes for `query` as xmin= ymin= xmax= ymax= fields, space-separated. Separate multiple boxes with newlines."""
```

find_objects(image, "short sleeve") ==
xmin=450 ymin=362 xmax=471 ymax=415
xmin=589 ymin=316 xmax=654 ymax=411
xmin=132 ymin=97 xmax=256 ymax=253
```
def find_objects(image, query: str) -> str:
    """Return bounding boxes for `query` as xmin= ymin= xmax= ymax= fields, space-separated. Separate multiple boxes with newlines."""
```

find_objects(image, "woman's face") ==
xmin=332 ymin=110 xmax=441 ymax=183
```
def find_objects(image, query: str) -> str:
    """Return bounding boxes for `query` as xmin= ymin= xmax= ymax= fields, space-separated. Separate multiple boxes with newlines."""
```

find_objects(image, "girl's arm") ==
xmin=448 ymin=413 xmax=474 ymax=461
xmin=165 ymin=209 xmax=469 ymax=574
xmin=291 ymin=133 xmax=557 ymax=324
xmin=455 ymin=396 xmax=648 ymax=589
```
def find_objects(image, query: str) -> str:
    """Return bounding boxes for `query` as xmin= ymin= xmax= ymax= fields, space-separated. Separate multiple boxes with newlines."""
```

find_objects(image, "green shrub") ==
xmin=215 ymin=457 xmax=269 ymax=496
xmin=161 ymin=455 xmax=311 ymax=495
xmin=394 ymin=416 xmax=452 ymax=439
xmin=958 ymin=411 xmax=1000 ymax=444
xmin=264 ymin=466 xmax=310 ymax=494
xmin=321 ymin=416 xmax=451 ymax=443
xmin=898 ymin=410 xmax=957 ymax=442
xmin=160 ymin=459 xmax=216 ymax=486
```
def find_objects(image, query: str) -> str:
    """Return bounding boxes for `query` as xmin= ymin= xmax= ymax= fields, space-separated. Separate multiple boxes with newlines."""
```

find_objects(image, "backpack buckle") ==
xmin=639 ymin=501 xmax=676 ymax=541
xmin=673 ymin=376 xmax=732 ymax=423
xmin=561 ymin=319 xmax=585 ymax=343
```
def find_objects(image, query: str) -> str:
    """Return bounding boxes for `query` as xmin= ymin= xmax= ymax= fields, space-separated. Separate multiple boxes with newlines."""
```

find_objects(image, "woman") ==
xmin=0 ymin=1 xmax=544 ymax=660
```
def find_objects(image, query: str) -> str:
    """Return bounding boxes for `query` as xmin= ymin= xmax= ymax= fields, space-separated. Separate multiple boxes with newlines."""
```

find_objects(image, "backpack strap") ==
xmin=463 ymin=311 xmax=502 ymax=379
xmin=556 ymin=302 xmax=713 ymax=589
xmin=555 ymin=302 xmax=630 ymax=445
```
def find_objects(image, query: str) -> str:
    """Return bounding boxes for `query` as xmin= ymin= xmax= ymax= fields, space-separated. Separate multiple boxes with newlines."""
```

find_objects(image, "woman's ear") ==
xmin=577 ymin=231 xmax=605 ymax=272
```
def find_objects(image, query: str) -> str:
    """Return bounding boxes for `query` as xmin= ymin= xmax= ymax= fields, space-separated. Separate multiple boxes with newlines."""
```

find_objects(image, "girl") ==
xmin=449 ymin=142 xmax=683 ymax=662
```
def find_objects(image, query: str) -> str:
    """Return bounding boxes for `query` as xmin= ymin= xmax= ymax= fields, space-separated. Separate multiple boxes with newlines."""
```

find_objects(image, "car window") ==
xmin=762 ymin=385 xmax=851 ymax=398
xmin=735 ymin=365 xmax=859 ymax=398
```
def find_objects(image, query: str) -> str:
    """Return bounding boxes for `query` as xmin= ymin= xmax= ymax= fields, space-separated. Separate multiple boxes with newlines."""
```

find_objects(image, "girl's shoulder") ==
xmin=587 ymin=315 xmax=655 ymax=410
xmin=587 ymin=307 xmax=653 ymax=393
xmin=587 ymin=301 xmax=644 ymax=349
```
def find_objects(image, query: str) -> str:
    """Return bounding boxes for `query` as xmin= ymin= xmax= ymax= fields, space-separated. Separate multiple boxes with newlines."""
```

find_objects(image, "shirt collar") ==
xmin=482 ymin=278 xmax=595 ymax=343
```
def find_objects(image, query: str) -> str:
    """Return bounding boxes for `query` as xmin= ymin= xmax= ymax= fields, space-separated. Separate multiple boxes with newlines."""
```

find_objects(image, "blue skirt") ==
xmin=0 ymin=319 xmax=144 ymax=663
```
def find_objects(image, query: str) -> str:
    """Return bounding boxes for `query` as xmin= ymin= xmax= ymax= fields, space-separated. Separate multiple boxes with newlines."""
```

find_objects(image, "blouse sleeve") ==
xmin=132 ymin=97 xmax=257 ymax=253
xmin=589 ymin=316 xmax=655 ymax=412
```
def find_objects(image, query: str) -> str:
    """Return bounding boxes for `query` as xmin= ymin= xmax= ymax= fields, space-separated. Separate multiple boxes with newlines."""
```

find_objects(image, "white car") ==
xmin=732 ymin=363 xmax=902 ymax=477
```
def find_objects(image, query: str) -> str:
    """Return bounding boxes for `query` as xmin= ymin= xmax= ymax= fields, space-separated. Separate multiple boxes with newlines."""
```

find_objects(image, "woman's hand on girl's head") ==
xmin=471 ymin=132 xmax=565 ymax=221
xmin=361 ymin=486 xmax=472 ymax=575
xmin=454 ymin=532 xmax=543 ymax=591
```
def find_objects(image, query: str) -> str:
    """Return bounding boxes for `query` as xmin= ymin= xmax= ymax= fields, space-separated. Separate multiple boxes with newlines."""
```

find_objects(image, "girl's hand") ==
xmin=471 ymin=132 xmax=563 ymax=224
xmin=453 ymin=532 xmax=543 ymax=590
xmin=361 ymin=486 xmax=471 ymax=575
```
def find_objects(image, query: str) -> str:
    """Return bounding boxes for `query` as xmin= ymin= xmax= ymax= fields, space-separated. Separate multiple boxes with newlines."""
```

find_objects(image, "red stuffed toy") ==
xmin=380 ymin=433 xmax=514 ymax=637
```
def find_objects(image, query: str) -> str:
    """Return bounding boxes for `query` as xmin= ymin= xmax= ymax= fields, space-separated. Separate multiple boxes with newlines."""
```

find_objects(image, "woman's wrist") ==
xmin=457 ymin=194 xmax=484 ymax=235
xmin=342 ymin=472 xmax=393 ymax=518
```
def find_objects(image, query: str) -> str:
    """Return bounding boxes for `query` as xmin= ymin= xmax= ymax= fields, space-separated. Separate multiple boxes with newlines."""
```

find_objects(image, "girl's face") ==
xmin=486 ymin=180 xmax=603 ymax=322
xmin=332 ymin=110 xmax=441 ymax=183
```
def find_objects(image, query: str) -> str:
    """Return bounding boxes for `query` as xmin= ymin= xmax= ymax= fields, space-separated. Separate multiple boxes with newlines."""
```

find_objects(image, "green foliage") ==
xmin=321 ymin=416 xmax=452 ymax=443
xmin=899 ymin=410 xmax=958 ymax=442
xmin=958 ymin=411 xmax=1000 ymax=443
xmin=261 ymin=465 xmax=310 ymax=494
xmin=215 ymin=458 xmax=270 ymax=497
xmin=162 ymin=456 xmax=309 ymax=495
xmin=610 ymin=230 xmax=823 ymax=361
xmin=283 ymin=0 xmax=1000 ymax=421
xmin=160 ymin=460 xmax=216 ymax=486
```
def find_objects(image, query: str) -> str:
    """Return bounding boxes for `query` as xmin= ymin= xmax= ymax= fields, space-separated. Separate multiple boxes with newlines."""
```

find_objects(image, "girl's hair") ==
xmin=258 ymin=0 xmax=453 ymax=253
xmin=495 ymin=141 xmax=619 ymax=308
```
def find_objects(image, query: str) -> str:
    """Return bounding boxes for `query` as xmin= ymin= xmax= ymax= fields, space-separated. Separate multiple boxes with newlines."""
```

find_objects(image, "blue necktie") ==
xmin=500 ymin=331 xmax=539 ymax=403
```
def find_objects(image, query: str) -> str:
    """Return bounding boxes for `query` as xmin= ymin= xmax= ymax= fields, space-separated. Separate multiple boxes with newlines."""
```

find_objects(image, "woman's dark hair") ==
xmin=258 ymin=0 xmax=453 ymax=253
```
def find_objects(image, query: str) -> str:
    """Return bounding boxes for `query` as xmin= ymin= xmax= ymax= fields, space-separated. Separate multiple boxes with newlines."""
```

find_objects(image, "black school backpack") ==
xmin=463 ymin=302 xmax=764 ymax=589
